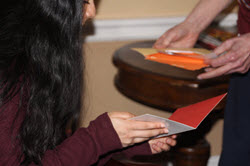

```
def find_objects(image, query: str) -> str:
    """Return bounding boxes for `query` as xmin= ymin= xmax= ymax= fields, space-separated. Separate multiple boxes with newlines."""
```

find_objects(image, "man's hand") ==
xmin=153 ymin=22 xmax=200 ymax=49
xmin=198 ymin=33 xmax=250 ymax=79
xmin=153 ymin=0 xmax=232 ymax=49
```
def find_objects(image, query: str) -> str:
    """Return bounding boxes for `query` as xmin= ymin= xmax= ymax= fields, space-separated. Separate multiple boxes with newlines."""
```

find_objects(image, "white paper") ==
xmin=130 ymin=114 xmax=195 ymax=138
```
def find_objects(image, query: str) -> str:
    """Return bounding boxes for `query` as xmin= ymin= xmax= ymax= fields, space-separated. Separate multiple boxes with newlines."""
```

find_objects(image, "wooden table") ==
xmin=106 ymin=41 xmax=229 ymax=166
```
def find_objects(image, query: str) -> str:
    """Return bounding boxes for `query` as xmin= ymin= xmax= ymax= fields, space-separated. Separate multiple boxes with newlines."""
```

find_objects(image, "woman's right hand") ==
xmin=108 ymin=112 xmax=168 ymax=148
xmin=153 ymin=22 xmax=200 ymax=49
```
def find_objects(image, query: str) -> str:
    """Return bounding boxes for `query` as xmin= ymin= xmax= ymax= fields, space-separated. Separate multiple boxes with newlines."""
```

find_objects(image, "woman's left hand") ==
xmin=149 ymin=135 xmax=177 ymax=154
xmin=198 ymin=33 xmax=250 ymax=80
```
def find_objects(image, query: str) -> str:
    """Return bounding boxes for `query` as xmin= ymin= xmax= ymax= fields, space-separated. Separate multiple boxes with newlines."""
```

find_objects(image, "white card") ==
xmin=130 ymin=114 xmax=194 ymax=138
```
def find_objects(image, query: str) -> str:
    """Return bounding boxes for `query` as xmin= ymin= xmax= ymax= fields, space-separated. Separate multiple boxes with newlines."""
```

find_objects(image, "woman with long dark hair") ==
xmin=0 ymin=0 xmax=176 ymax=165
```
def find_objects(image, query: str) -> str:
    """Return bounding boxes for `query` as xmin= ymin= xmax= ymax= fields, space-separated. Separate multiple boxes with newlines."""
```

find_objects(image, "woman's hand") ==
xmin=153 ymin=22 xmax=200 ymax=49
xmin=108 ymin=112 xmax=169 ymax=148
xmin=149 ymin=135 xmax=177 ymax=154
xmin=198 ymin=33 xmax=250 ymax=79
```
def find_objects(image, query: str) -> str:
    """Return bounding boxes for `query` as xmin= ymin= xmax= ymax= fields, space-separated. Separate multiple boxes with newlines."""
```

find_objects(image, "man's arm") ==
xmin=154 ymin=0 xmax=233 ymax=48
xmin=185 ymin=0 xmax=233 ymax=33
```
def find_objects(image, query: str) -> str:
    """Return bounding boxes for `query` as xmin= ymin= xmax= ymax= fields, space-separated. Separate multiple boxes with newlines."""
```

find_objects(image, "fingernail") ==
xmin=204 ymin=60 xmax=210 ymax=65
xmin=164 ymin=129 xmax=169 ymax=133
xmin=166 ymin=139 xmax=172 ymax=144
xmin=161 ymin=123 xmax=165 ymax=128
xmin=158 ymin=142 xmax=163 ymax=146
xmin=197 ymin=76 xmax=203 ymax=80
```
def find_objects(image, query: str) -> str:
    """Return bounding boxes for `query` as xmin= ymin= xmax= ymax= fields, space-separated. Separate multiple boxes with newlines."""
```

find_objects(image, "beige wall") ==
xmin=95 ymin=0 xmax=238 ymax=19
xmin=82 ymin=40 xmax=171 ymax=124
xmin=95 ymin=0 xmax=199 ymax=19
xmin=82 ymin=41 xmax=224 ymax=156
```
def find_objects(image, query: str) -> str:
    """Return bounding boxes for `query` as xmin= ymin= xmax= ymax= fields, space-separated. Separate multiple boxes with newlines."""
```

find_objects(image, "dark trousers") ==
xmin=219 ymin=71 xmax=250 ymax=166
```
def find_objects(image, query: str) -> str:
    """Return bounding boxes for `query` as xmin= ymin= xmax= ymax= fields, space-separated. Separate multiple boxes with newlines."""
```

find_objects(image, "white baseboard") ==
xmin=208 ymin=155 xmax=220 ymax=166
xmin=84 ymin=13 xmax=237 ymax=42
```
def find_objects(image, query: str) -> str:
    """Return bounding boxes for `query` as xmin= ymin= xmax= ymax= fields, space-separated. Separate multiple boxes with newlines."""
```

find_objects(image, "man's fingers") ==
xmin=207 ymin=51 xmax=239 ymax=68
xmin=153 ymin=35 xmax=169 ymax=49
xmin=197 ymin=63 xmax=232 ymax=79
xmin=204 ymin=67 xmax=215 ymax=72
xmin=205 ymin=39 xmax=237 ymax=68
xmin=204 ymin=52 xmax=218 ymax=59
xmin=214 ymin=39 xmax=234 ymax=56
xmin=154 ymin=39 xmax=169 ymax=49
xmin=198 ymin=54 xmax=250 ymax=79
xmin=153 ymin=31 xmax=175 ymax=49
xmin=226 ymin=56 xmax=250 ymax=74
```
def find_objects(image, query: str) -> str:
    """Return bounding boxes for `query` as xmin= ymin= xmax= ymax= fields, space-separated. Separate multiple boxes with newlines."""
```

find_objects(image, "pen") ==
xmin=158 ymin=50 xmax=205 ymax=59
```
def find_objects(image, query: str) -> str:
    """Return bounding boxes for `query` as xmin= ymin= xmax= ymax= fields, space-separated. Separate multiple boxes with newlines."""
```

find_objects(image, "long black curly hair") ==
xmin=0 ymin=0 xmax=85 ymax=165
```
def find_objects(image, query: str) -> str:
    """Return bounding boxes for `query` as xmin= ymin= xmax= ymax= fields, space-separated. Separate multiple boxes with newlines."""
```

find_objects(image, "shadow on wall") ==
xmin=82 ymin=21 xmax=95 ymax=41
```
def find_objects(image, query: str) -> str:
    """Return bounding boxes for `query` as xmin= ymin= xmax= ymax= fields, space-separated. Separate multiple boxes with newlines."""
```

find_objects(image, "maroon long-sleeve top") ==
xmin=0 ymin=91 xmax=152 ymax=165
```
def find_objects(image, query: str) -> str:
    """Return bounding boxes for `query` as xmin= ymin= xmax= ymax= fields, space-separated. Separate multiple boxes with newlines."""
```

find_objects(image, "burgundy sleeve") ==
xmin=93 ymin=140 xmax=152 ymax=166
xmin=93 ymin=142 xmax=152 ymax=166
xmin=84 ymin=119 xmax=152 ymax=166
xmin=40 ymin=113 xmax=152 ymax=166
xmin=1 ymin=93 xmax=152 ymax=166
xmin=1 ymin=112 xmax=123 ymax=166
xmin=39 ymin=113 xmax=123 ymax=166
xmin=121 ymin=142 xmax=152 ymax=158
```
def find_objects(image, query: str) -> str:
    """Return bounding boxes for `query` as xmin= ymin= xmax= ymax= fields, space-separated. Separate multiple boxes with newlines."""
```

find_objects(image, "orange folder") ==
xmin=132 ymin=48 xmax=210 ymax=71
xmin=146 ymin=52 xmax=208 ymax=70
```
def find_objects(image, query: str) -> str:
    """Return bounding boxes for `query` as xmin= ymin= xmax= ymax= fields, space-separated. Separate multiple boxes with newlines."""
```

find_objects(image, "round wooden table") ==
xmin=107 ymin=41 xmax=229 ymax=166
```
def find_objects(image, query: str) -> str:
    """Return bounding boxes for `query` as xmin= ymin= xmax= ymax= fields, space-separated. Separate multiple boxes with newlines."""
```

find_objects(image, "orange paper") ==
xmin=146 ymin=52 xmax=208 ymax=70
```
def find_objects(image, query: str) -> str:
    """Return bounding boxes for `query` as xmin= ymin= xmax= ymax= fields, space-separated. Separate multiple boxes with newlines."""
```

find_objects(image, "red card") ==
xmin=169 ymin=93 xmax=227 ymax=128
